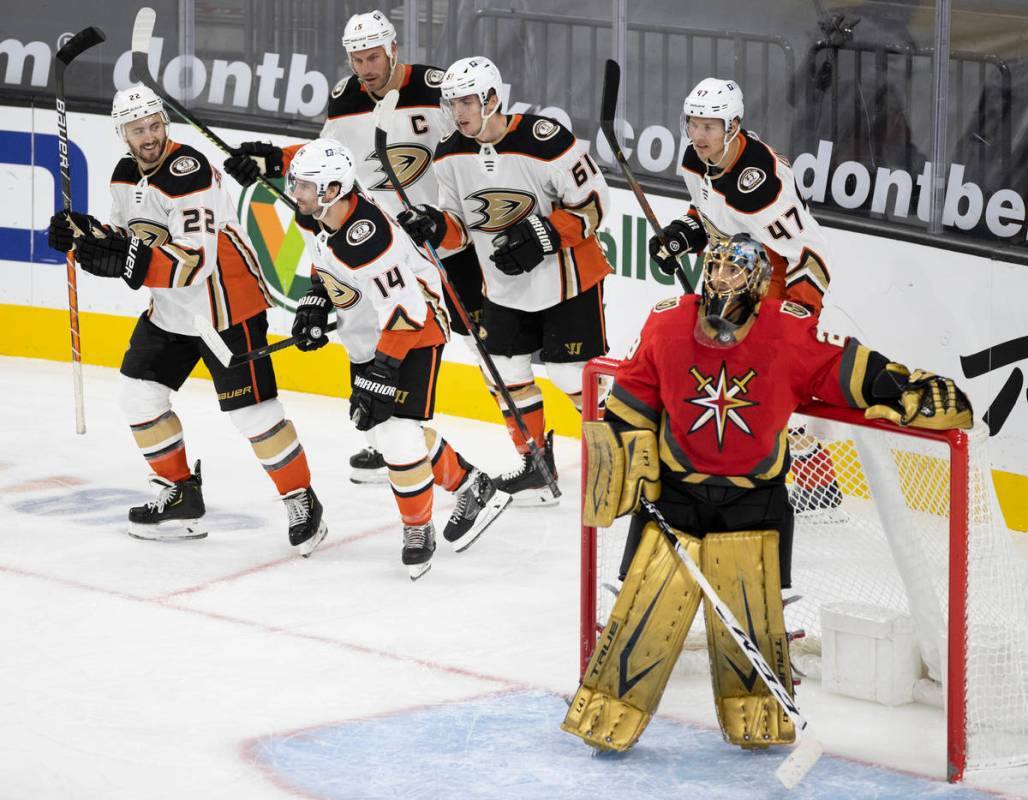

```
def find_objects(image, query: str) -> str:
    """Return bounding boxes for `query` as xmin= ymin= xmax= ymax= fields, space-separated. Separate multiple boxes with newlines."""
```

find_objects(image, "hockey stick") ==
xmin=192 ymin=314 xmax=337 ymax=369
xmin=55 ymin=25 xmax=106 ymax=435
xmin=600 ymin=59 xmax=692 ymax=293
xmin=639 ymin=497 xmax=823 ymax=789
xmin=130 ymin=7 xmax=297 ymax=213
xmin=373 ymin=90 xmax=560 ymax=500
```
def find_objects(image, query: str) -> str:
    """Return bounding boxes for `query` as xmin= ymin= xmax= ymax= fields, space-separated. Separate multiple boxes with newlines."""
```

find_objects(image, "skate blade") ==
xmin=509 ymin=488 xmax=560 ymax=507
xmin=408 ymin=561 xmax=432 ymax=581
xmin=451 ymin=491 xmax=512 ymax=553
xmin=349 ymin=468 xmax=390 ymax=485
xmin=128 ymin=519 xmax=207 ymax=541
xmin=298 ymin=521 xmax=329 ymax=558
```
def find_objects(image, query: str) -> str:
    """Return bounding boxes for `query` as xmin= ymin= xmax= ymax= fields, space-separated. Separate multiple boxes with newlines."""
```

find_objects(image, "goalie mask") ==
xmin=286 ymin=139 xmax=357 ymax=220
xmin=680 ymin=78 xmax=744 ymax=168
xmin=440 ymin=56 xmax=503 ymax=139
xmin=696 ymin=233 xmax=770 ymax=347
xmin=111 ymin=85 xmax=169 ymax=142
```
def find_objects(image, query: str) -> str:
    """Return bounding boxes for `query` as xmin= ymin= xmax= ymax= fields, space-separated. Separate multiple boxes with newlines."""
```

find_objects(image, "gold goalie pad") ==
xmin=562 ymin=522 xmax=702 ymax=751
xmin=582 ymin=421 xmax=660 ymax=528
xmin=701 ymin=530 xmax=796 ymax=749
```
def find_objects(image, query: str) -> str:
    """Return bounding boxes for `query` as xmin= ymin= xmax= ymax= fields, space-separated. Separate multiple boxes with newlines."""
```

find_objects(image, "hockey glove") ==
xmin=397 ymin=204 xmax=446 ymax=249
xmin=490 ymin=214 xmax=561 ymax=276
xmin=48 ymin=211 xmax=108 ymax=253
xmin=291 ymin=282 xmax=331 ymax=351
xmin=223 ymin=142 xmax=284 ymax=187
xmin=350 ymin=356 xmax=399 ymax=432
xmin=75 ymin=232 xmax=151 ymax=290
xmin=648 ymin=216 xmax=708 ymax=275
xmin=864 ymin=363 xmax=973 ymax=430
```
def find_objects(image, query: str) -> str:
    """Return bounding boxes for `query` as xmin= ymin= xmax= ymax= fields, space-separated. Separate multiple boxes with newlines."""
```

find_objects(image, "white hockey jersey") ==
xmin=283 ymin=64 xmax=452 ymax=220
xmin=679 ymin=129 xmax=831 ymax=313
xmin=109 ymin=141 xmax=271 ymax=335
xmin=432 ymin=113 xmax=613 ymax=312
xmin=294 ymin=193 xmax=449 ymax=366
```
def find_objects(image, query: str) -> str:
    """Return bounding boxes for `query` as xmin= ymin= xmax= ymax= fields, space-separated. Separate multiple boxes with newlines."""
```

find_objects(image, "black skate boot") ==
xmin=128 ymin=460 xmax=207 ymax=541
xmin=495 ymin=430 xmax=559 ymax=507
xmin=402 ymin=521 xmax=436 ymax=581
xmin=282 ymin=486 xmax=328 ymax=557
xmin=443 ymin=469 xmax=511 ymax=552
xmin=349 ymin=446 xmax=388 ymax=485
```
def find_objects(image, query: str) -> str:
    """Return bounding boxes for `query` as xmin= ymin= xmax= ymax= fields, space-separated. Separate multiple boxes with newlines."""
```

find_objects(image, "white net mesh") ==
xmin=584 ymin=365 xmax=1028 ymax=776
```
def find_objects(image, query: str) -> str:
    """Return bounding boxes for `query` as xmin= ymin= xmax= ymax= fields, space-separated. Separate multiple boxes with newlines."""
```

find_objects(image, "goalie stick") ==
xmin=600 ymin=59 xmax=693 ymax=293
xmin=193 ymin=315 xmax=337 ymax=368
xmin=373 ymin=90 xmax=560 ymax=501
xmin=131 ymin=7 xmax=298 ymax=213
xmin=55 ymin=25 xmax=106 ymax=435
xmin=639 ymin=496 xmax=823 ymax=789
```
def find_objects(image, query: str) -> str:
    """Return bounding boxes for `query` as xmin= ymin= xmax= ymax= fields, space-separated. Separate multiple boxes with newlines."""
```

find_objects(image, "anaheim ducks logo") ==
xmin=128 ymin=219 xmax=170 ymax=248
xmin=365 ymin=144 xmax=432 ymax=190
xmin=316 ymin=269 xmax=361 ymax=310
xmin=464 ymin=189 xmax=537 ymax=233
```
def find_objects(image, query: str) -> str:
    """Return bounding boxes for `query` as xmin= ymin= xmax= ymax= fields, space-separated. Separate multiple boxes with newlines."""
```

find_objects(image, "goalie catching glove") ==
xmin=864 ymin=363 xmax=973 ymax=430
xmin=350 ymin=355 xmax=399 ymax=432
xmin=74 ymin=232 xmax=151 ymax=290
xmin=648 ymin=215 xmax=708 ymax=276
xmin=223 ymin=142 xmax=285 ymax=187
xmin=490 ymin=214 xmax=561 ymax=275
xmin=582 ymin=421 xmax=660 ymax=527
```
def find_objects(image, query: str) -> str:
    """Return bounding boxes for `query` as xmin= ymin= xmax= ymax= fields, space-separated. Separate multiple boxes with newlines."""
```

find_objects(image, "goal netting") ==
xmin=580 ymin=357 xmax=1028 ymax=781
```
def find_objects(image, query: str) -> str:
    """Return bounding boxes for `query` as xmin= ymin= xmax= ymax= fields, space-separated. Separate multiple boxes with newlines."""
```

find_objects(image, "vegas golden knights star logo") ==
xmin=685 ymin=362 xmax=758 ymax=450
xmin=366 ymin=144 xmax=433 ymax=190
xmin=464 ymin=189 xmax=537 ymax=233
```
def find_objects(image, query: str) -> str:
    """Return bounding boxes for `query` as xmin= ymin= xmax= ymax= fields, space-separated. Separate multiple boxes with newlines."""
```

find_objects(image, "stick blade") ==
xmin=374 ymin=89 xmax=400 ymax=132
xmin=600 ymin=59 xmax=621 ymax=126
xmin=132 ymin=8 xmax=157 ymax=54
xmin=192 ymin=315 xmax=234 ymax=368
xmin=775 ymin=735 xmax=823 ymax=790
xmin=56 ymin=27 xmax=106 ymax=65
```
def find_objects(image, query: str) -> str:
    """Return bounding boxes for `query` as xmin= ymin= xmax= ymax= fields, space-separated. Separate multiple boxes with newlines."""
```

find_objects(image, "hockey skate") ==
xmin=402 ymin=521 xmax=436 ymax=581
xmin=495 ymin=430 xmax=559 ymax=507
xmin=128 ymin=460 xmax=207 ymax=541
xmin=443 ymin=469 xmax=511 ymax=552
xmin=282 ymin=486 xmax=328 ymax=558
xmin=349 ymin=446 xmax=389 ymax=485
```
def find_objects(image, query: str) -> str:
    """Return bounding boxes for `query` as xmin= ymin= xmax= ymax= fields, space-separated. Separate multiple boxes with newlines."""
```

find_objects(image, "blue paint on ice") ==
xmin=252 ymin=691 xmax=993 ymax=799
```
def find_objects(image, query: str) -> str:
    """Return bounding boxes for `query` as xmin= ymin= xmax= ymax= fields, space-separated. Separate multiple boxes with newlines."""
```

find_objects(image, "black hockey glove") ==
xmin=396 ymin=204 xmax=446 ymax=249
xmin=648 ymin=216 xmax=708 ymax=275
xmin=350 ymin=356 xmax=399 ymax=432
xmin=291 ymin=282 xmax=331 ymax=352
xmin=223 ymin=142 xmax=284 ymax=187
xmin=75 ymin=232 xmax=151 ymax=290
xmin=49 ymin=211 xmax=108 ymax=253
xmin=490 ymin=214 xmax=561 ymax=276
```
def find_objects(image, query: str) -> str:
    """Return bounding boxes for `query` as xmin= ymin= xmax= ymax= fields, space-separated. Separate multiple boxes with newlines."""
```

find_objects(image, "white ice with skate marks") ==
xmin=1 ymin=356 xmax=1027 ymax=798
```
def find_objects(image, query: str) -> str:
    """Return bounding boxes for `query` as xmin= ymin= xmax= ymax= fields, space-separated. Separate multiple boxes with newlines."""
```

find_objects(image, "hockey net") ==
xmin=580 ymin=357 xmax=1028 ymax=782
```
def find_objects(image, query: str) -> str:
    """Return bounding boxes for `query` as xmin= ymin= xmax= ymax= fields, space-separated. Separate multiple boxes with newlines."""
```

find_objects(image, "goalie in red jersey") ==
xmin=562 ymin=233 xmax=972 ymax=755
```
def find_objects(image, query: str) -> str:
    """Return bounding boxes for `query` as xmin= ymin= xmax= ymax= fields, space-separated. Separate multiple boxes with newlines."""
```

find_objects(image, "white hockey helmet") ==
xmin=440 ymin=57 xmax=503 ymax=136
xmin=111 ymin=84 xmax=169 ymax=141
xmin=342 ymin=11 xmax=397 ymax=69
xmin=680 ymin=78 xmax=744 ymax=164
xmin=286 ymin=138 xmax=357 ymax=220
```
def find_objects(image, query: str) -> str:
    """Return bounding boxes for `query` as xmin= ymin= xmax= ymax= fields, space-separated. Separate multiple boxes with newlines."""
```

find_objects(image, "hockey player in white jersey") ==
xmin=46 ymin=86 xmax=328 ymax=556
xmin=397 ymin=56 xmax=614 ymax=506
xmin=649 ymin=78 xmax=841 ymax=512
xmin=222 ymin=9 xmax=486 ymax=486
xmin=283 ymin=139 xmax=510 ymax=579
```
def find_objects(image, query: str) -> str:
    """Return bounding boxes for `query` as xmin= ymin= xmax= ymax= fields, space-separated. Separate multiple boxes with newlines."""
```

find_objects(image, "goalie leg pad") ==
xmin=582 ymin=421 xmax=660 ymax=527
xmin=701 ymin=530 xmax=796 ymax=749
xmin=562 ymin=522 xmax=702 ymax=751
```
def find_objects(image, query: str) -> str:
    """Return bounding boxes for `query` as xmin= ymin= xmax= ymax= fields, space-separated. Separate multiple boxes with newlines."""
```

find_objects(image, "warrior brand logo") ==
xmin=737 ymin=166 xmax=766 ymax=193
xmin=564 ymin=341 xmax=584 ymax=356
xmin=346 ymin=219 xmax=376 ymax=245
xmin=365 ymin=144 xmax=432 ymax=190
xmin=170 ymin=155 xmax=200 ymax=176
xmin=686 ymin=362 xmax=758 ymax=450
xmin=317 ymin=270 xmax=362 ymax=310
xmin=465 ymin=189 xmax=537 ymax=233
xmin=616 ymin=573 xmax=671 ymax=698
